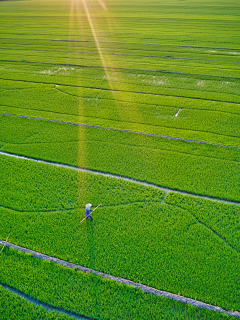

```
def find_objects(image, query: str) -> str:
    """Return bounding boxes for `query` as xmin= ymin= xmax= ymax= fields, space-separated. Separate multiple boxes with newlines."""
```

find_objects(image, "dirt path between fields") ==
xmin=0 ymin=150 xmax=240 ymax=206
xmin=0 ymin=241 xmax=239 ymax=318
xmin=1 ymin=151 xmax=240 ymax=317
xmin=1 ymin=112 xmax=240 ymax=151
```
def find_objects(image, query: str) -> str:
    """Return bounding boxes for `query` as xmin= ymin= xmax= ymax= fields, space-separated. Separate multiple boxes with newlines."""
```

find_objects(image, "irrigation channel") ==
xmin=0 ymin=241 xmax=240 ymax=318
xmin=0 ymin=283 xmax=93 ymax=320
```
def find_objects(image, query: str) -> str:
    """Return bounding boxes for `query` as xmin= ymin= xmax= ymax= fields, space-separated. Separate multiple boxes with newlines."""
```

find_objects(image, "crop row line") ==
xmin=2 ymin=45 xmax=240 ymax=59
xmin=3 ymin=105 xmax=240 ymax=145
xmin=1 ymin=112 xmax=239 ymax=151
xmin=2 ymin=130 xmax=238 ymax=165
xmin=1 ymin=59 xmax=240 ymax=81
xmin=0 ymin=201 xmax=145 ymax=215
xmin=0 ymin=203 xmax=74 ymax=214
xmin=0 ymin=283 xmax=91 ymax=320
xmin=1 ymin=72 xmax=240 ymax=105
xmin=2 ymin=47 xmax=240 ymax=64
xmin=0 ymin=241 xmax=239 ymax=318
xmin=168 ymin=202 xmax=240 ymax=255
xmin=1 ymin=37 xmax=240 ymax=52
xmin=2 ymin=85 xmax=240 ymax=117
xmin=1 ymin=150 xmax=240 ymax=206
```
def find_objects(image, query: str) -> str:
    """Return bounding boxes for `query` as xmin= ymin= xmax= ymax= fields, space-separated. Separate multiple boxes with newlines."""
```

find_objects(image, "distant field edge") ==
xmin=1 ymin=241 xmax=239 ymax=319
xmin=0 ymin=150 xmax=239 ymax=206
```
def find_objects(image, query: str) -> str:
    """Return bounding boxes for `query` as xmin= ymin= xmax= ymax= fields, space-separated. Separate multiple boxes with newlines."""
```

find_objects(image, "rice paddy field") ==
xmin=0 ymin=0 xmax=240 ymax=319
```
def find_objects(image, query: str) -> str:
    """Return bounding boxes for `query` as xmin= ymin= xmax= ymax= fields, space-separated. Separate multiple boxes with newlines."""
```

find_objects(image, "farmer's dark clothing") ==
xmin=85 ymin=208 xmax=93 ymax=221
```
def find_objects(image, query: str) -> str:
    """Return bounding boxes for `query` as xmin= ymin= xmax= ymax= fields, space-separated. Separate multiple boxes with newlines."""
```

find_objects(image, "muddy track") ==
xmin=0 ymin=241 xmax=239 ymax=318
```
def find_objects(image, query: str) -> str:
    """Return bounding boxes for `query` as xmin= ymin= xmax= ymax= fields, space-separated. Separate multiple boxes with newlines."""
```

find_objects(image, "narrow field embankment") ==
xmin=0 ymin=241 xmax=239 ymax=318
xmin=0 ymin=150 xmax=239 ymax=206
xmin=1 ymin=112 xmax=239 ymax=150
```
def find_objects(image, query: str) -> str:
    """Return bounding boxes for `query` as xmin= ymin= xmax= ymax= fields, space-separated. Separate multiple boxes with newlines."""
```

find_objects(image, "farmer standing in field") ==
xmin=85 ymin=203 xmax=93 ymax=221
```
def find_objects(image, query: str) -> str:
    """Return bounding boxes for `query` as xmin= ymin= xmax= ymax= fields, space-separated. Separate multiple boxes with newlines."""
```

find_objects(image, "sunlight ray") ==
xmin=97 ymin=0 xmax=108 ymax=12
xmin=68 ymin=0 xmax=88 ymax=184
xmin=81 ymin=0 xmax=143 ymax=128
xmin=81 ymin=0 xmax=110 ymax=80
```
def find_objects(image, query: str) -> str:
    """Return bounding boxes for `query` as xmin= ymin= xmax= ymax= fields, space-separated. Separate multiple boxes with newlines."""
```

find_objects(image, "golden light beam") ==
xmin=81 ymin=0 xmax=110 ymax=80
xmin=81 ymin=0 xmax=144 ymax=128
xmin=97 ymin=0 xmax=108 ymax=12
xmin=68 ymin=0 xmax=88 ymax=170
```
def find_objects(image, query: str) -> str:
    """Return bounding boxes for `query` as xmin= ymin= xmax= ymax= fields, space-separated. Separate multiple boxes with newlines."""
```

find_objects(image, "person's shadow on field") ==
xmin=86 ymin=219 xmax=95 ymax=269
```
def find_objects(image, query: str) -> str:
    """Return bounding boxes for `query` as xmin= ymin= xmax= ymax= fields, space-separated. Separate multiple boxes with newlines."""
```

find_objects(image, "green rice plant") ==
xmin=0 ymin=153 xmax=239 ymax=310
xmin=0 ymin=247 xmax=236 ymax=319
xmin=0 ymin=153 xmax=163 ymax=213
xmin=1 ymin=76 xmax=239 ymax=140
xmin=0 ymin=115 xmax=239 ymax=201
xmin=0 ymin=285 xmax=77 ymax=320
xmin=1 ymin=0 xmax=240 ymax=317
xmin=165 ymin=192 xmax=240 ymax=252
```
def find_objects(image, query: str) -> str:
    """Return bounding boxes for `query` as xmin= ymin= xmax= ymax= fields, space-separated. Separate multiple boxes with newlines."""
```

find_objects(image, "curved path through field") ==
xmin=0 ymin=150 xmax=240 ymax=206
xmin=0 ymin=241 xmax=239 ymax=318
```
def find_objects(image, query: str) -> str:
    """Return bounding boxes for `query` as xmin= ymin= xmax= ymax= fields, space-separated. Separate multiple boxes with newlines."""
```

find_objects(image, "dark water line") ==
xmin=0 ymin=283 xmax=95 ymax=320
xmin=0 ymin=245 xmax=240 ymax=318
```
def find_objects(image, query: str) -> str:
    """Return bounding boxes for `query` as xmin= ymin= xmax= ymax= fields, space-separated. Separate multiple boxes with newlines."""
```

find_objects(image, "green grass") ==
xmin=1 ymin=65 xmax=240 ymax=148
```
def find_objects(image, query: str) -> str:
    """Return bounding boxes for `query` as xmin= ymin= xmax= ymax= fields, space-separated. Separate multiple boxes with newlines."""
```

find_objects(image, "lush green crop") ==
xmin=0 ymin=153 xmax=164 ymax=213
xmin=0 ymin=247 xmax=235 ymax=320
xmin=1 ymin=0 xmax=240 ymax=318
xmin=0 ymin=285 xmax=77 ymax=320
xmin=0 ymin=115 xmax=239 ymax=202
xmin=1 ymin=63 xmax=240 ymax=149
xmin=1 ymin=75 xmax=239 ymax=141
xmin=165 ymin=192 xmax=240 ymax=252
xmin=0 ymin=153 xmax=239 ymax=311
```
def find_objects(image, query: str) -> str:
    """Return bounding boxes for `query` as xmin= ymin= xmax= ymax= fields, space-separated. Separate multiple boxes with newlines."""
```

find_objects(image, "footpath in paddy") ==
xmin=0 ymin=151 xmax=240 ymax=318
xmin=0 ymin=150 xmax=240 ymax=206
xmin=0 ymin=240 xmax=240 ymax=319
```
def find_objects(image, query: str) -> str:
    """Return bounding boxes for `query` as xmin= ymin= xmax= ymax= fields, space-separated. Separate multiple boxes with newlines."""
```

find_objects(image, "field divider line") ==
xmin=0 ymin=241 xmax=239 ymax=318
xmin=1 ymin=43 xmax=240 ymax=60
xmin=0 ymin=150 xmax=240 ymax=206
xmin=1 ymin=74 xmax=240 ymax=104
xmin=0 ymin=283 xmax=94 ymax=320
xmin=1 ymin=112 xmax=240 ymax=150
xmin=1 ymin=61 xmax=240 ymax=81
xmin=1 ymin=37 xmax=240 ymax=51
xmin=2 ymin=47 xmax=239 ymax=64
